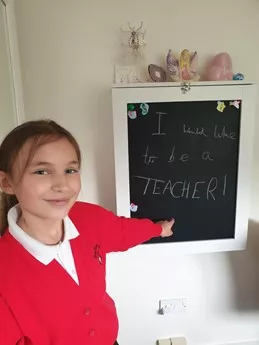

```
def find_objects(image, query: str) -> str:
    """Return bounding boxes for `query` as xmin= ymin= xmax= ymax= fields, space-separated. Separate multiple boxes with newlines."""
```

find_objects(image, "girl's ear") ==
xmin=0 ymin=171 xmax=15 ymax=195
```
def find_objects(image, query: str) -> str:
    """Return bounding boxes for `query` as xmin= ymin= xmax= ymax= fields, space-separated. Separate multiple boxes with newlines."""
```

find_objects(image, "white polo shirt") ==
xmin=7 ymin=204 xmax=80 ymax=285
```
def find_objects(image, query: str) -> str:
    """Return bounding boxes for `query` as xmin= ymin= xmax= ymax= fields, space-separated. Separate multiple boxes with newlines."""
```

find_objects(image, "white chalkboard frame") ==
xmin=112 ymin=82 xmax=257 ymax=254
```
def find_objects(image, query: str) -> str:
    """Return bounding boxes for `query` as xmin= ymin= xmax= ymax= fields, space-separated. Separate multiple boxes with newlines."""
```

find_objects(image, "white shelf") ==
xmin=112 ymin=80 xmax=256 ymax=89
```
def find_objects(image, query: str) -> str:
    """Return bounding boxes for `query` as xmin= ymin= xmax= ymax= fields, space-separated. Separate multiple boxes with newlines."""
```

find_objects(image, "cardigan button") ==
xmin=85 ymin=308 xmax=91 ymax=315
xmin=89 ymin=329 xmax=95 ymax=337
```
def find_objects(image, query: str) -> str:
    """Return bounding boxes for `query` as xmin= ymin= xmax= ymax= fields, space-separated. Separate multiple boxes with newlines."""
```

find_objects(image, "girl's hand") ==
xmin=157 ymin=219 xmax=175 ymax=237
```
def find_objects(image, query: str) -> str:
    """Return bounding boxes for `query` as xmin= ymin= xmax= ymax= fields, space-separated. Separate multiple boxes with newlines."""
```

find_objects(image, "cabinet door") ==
xmin=0 ymin=1 xmax=17 ymax=142
xmin=112 ymin=84 xmax=256 ymax=253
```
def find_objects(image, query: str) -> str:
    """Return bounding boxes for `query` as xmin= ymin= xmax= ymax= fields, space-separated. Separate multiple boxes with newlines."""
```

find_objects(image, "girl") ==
xmin=0 ymin=120 xmax=174 ymax=345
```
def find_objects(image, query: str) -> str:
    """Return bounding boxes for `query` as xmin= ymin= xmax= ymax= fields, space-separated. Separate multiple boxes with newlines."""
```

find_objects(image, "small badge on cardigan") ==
xmin=94 ymin=244 xmax=103 ymax=265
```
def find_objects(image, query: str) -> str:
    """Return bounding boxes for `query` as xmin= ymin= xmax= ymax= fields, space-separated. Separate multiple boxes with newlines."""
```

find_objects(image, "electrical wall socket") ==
xmin=157 ymin=337 xmax=187 ymax=345
xmin=159 ymin=298 xmax=187 ymax=314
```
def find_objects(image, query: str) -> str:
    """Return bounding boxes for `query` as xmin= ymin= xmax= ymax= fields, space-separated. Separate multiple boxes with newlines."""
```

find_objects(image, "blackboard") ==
xmin=127 ymin=100 xmax=241 ymax=244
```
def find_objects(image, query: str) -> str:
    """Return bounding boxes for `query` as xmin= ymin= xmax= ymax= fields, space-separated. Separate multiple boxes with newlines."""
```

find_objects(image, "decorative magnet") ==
xmin=127 ymin=104 xmax=135 ymax=111
xmin=229 ymin=100 xmax=240 ymax=109
xmin=130 ymin=203 xmax=138 ymax=212
xmin=217 ymin=101 xmax=226 ymax=112
xmin=128 ymin=111 xmax=137 ymax=119
xmin=140 ymin=103 xmax=149 ymax=115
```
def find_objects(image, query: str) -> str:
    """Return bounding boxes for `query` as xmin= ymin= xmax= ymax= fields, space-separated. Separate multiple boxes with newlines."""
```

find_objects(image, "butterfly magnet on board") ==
xmin=140 ymin=103 xmax=149 ymax=115
xmin=229 ymin=100 xmax=240 ymax=109
xmin=130 ymin=203 xmax=138 ymax=212
xmin=217 ymin=101 xmax=226 ymax=113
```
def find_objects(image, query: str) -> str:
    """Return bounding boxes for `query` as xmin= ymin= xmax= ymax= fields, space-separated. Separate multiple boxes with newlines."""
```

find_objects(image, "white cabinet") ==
xmin=112 ymin=82 xmax=257 ymax=253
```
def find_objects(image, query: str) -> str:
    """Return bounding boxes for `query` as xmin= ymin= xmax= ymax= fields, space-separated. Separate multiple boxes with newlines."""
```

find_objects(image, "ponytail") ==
xmin=0 ymin=192 xmax=18 ymax=235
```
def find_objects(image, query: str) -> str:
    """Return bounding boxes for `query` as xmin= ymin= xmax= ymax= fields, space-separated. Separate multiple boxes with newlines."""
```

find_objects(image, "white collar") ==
xmin=7 ymin=204 xmax=79 ymax=265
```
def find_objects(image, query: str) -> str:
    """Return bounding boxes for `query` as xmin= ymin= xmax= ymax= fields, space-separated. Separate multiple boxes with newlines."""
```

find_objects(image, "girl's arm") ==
xmin=69 ymin=201 xmax=174 ymax=253
xmin=98 ymin=207 xmax=174 ymax=253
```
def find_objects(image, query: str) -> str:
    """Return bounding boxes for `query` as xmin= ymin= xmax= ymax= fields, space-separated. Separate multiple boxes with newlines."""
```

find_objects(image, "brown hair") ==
xmin=0 ymin=119 xmax=81 ymax=235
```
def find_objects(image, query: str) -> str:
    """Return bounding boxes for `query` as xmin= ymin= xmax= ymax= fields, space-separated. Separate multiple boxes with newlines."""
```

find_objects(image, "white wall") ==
xmin=14 ymin=1 xmax=259 ymax=344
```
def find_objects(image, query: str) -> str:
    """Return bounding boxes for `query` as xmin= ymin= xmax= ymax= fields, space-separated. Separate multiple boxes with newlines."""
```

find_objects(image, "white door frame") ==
xmin=2 ymin=0 xmax=25 ymax=124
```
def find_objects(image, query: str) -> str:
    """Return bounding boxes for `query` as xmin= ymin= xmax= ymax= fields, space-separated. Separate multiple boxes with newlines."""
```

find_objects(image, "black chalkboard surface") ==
xmin=127 ymin=100 xmax=241 ymax=244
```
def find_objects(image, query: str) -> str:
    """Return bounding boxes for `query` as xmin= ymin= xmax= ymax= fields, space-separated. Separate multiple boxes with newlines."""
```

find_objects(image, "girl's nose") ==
xmin=51 ymin=175 xmax=67 ymax=192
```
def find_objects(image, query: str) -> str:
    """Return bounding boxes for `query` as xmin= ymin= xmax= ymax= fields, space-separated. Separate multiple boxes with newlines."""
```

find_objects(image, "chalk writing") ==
xmin=168 ymin=146 xmax=189 ymax=163
xmin=214 ymin=125 xmax=236 ymax=140
xmin=134 ymin=175 xmax=228 ymax=201
xmin=202 ymin=151 xmax=214 ymax=161
xmin=142 ymin=146 xmax=158 ymax=165
xmin=183 ymin=124 xmax=236 ymax=140
xmin=143 ymin=145 xmax=215 ymax=163
xmin=183 ymin=124 xmax=208 ymax=137
xmin=152 ymin=112 xmax=167 ymax=136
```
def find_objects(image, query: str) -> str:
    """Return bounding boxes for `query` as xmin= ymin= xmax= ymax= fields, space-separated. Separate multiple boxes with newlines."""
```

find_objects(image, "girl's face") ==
xmin=6 ymin=138 xmax=81 ymax=221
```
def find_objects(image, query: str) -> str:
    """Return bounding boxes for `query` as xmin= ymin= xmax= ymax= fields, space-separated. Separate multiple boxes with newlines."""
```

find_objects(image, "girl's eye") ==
xmin=66 ymin=169 xmax=79 ymax=174
xmin=33 ymin=170 xmax=48 ymax=175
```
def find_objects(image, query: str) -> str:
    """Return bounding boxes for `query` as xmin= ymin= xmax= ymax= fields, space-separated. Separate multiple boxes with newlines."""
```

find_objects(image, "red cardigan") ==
xmin=0 ymin=201 xmax=161 ymax=345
